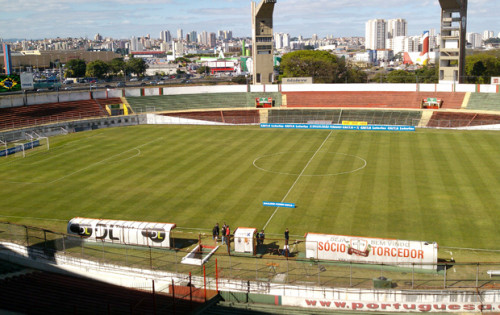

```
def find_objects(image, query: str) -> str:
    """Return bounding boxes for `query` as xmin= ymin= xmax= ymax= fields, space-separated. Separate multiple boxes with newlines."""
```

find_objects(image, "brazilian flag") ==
xmin=0 ymin=75 xmax=21 ymax=93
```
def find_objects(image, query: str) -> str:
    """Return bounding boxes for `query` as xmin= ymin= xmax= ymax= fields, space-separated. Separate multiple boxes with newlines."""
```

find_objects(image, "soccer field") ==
xmin=0 ymin=125 xmax=499 ymax=249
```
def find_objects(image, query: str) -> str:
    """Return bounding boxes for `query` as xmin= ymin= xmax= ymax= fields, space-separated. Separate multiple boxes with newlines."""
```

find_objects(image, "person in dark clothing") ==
xmin=221 ymin=224 xmax=227 ymax=245
xmin=213 ymin=223 xmax=219 ymax=243
xmin=226 ymin=225 xmax=231 ymax=255
xmin=284 ymin=228 xmax=289 ymax=246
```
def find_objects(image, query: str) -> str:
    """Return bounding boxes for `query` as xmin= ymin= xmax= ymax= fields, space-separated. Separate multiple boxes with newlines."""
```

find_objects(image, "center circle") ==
xmin=253 ymin=151 xmax=367 ymax=177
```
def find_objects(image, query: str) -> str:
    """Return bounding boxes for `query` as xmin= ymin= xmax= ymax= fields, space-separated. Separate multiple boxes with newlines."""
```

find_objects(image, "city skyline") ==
xmin=0 ymin=0 xmax=498 ymax=40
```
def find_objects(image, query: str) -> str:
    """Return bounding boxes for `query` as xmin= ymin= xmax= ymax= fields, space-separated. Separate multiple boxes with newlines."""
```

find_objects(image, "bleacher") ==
xmin=0 ymin=98 xmax=117 ymax=131
xmin=0 ymin=269 xmax=205 ymax=314
xmin=126 ymin=92 xmax=281 ymax=113
xmin=427 ymin=112 xmax=500 ymax=128
xmin=466 ymin=93 xmax=500 ymax=111
xmin=163 ymin=109 xmax=260 ymax=124
xmin=268 ymin=109 xmax=422 ymax=126
xmin=0 ymin=260 xmax=25 ymax=276
xmin=283 ymin=92 xmax=466 ymax=109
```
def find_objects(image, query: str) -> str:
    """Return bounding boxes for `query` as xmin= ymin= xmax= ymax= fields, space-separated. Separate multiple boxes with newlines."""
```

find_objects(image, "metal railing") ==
xmin=2 ymin=222 xmax=500 ymax=292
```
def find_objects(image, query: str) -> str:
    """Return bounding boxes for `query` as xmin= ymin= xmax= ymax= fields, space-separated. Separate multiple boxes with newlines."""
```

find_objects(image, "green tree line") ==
xmin=279 ymin=50 xmax=500 ymax=84
xmin=65 ymin=57 xmax=148 ymax=79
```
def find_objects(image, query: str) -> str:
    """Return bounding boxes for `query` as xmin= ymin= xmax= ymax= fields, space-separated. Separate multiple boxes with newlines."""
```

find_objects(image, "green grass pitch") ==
xmin=0 ymin=125 xmax=499 ymax=250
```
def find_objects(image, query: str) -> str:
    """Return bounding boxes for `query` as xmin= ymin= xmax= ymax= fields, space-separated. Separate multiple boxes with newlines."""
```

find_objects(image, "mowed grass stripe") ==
xmin=445 ymin=132 xmax=500 ymax=247
xmin=2 ymin=126 xmax=500 ymax=249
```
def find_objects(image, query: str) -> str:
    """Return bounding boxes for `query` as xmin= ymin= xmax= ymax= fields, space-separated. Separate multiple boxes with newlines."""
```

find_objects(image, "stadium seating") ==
xmin=427 ymin=112 xmax=500 ymax=127
xmin=0 ymin=269 xmax=205 ymax=314
xmin=466 ymin=93 xmax=500 ymax=111
xmin=126 ymin=92 xmax=282 ymax=113
xmin=163 ymin=110 xmax=260 ymax=124
xmin=0 ymin=98 xmax=119 ymax=131
xmin=268 ymin=109 xmax=422 ymax=126
xmin=282 ymin=92 xmax=466 ymax=109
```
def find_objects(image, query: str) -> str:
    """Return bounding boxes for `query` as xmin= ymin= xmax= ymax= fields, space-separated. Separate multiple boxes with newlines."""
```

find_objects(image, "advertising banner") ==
xmin=305 ymin=233 xmax=438 ymax=270
xmin=282 ymin=296 xmax=495 ymax=313
xmin=67 ymin=217 xmax=176 ymax=248
xmin=0 ymin=140 xmax=40 ymax=157
xmin=260 ymin=123 xmax=415 ymax=132
xmin=20 ymin=72 xmax=34 ymax=90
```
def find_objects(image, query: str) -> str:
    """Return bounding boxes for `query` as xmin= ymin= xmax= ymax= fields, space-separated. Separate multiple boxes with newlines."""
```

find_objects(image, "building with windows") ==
xmin=365 ymin=19 xmax=387 ymax=50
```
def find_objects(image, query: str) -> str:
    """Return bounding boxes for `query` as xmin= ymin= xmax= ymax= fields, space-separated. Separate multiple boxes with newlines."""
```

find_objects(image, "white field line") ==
xmin=0 ymin=215 xmax=67 ymax=222
xmin=262 ymin=131 xmax=333 ymax=231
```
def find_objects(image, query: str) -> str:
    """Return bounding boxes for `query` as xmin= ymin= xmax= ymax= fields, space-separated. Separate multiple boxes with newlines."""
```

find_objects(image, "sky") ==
xmin=0 ymin=0 xmax=498 ymax=40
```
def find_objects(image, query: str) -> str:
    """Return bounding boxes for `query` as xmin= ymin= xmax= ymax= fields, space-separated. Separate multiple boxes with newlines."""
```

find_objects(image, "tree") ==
xmin=65 ymin=59 xmax=86 ymax=78
xmin=86 ymin=60 xmax=110 ymax=79
xmin=108 ymin=58 xmax=126 ymax=76
xmin=465 ymin=53 xmax=500 ymax=83
xmin=126 ymin=57 xmax=148 ymax=77
xmin=197 ymin=66 xmax=210 ymax=75
xmin=280 ymin=50 xmax=348 ymax=83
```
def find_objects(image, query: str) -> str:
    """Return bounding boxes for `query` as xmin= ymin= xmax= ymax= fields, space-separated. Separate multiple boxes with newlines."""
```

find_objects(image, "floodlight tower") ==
xmin=438 ymin=0 xmax=467 ymax=84
xmin=251 ymin=0 xmax=277 ymax=85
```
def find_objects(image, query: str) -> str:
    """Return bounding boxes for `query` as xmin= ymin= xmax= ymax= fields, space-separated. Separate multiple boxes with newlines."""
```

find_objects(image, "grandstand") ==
xmin=268 ymin=109 xmax=423 ymax=126
xmin=126 ymin=92 xmax=281 ymax=113
xmin=0 ymin=98 xmax=121 ymax=131
xmin=427 ymin=111 xmax=500 ymax=127
xmin=0 ymin=269 xmax=208 ymax=314
xmin=162 ymin=109 xmax=261 ymax=124
xmin=466 ymin=93 xmax=500 ymax=111
xmin=282 ymin=91 xmax=466 ymax=109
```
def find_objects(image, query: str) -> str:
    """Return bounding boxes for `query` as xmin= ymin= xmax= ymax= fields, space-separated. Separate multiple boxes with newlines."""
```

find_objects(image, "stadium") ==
xmin=0 ymin=81 xmax=500 ymax=313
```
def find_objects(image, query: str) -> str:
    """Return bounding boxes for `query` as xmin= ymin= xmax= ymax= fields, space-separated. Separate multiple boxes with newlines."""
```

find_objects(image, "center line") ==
xmin=262 ymin=130 xmax=334 ymax=230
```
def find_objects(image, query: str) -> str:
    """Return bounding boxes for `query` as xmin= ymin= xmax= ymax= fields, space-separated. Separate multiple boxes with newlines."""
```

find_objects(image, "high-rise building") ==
xmin=130 ymin=36 xmax=139 ymax=51
xmin=160 ymin=30 xmax=171 ymax=43
xmin=189 ymin=31 xmax=197 ymax=43
xmin=387 ymin=19 xmax=407 ymax=39
xmin=283 ymin=33 xmax=290 ymax=48
xmin=209 ymin=32 xmax=217 ymax=48
xmin=365 ymin=19 xmax=387 ymax=50
xmin=274 ymin=33 xmax=283 ymax=49
xmin=467 ymin=33 xmax=483 ymax=48
xmin=177 ymin=29 xmax=183 ymax=40
xmin=483 ymin=30 xmax=494 ymax=40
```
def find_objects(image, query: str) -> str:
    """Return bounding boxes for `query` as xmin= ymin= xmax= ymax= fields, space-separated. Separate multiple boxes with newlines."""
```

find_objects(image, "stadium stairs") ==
xmin=0 ymin=98 xmax=118 ymax=131
xmin=125 ymin=92 xmax=281 ymax=113
xmin=282 ymin=91 xmax=466 ymax=110
xmin=465 ymin=93 xmax=500 ymax=112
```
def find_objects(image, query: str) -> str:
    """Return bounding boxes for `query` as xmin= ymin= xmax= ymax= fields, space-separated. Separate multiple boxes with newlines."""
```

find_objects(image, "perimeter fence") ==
xmin=1 ymin=222 xmax=500 ymax=292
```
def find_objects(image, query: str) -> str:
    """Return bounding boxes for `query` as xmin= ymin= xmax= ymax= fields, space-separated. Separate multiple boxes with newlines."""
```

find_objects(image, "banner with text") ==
xmin=260 ymin=123 xmax=415 ymax=132
xmin=305 ymin=233 xmax=438 ymax=270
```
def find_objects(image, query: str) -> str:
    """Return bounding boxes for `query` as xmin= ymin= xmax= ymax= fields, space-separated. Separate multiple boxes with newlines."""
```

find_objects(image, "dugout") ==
xmin=234 ymin=227 xmax=257 ymax=255
xmin=255 ymin=97 xmax=274 ymax=108
xmin=67 ymin=217 xmax=176 ymax=248
xmin=421 ymin=97 xmax=443 ymax=109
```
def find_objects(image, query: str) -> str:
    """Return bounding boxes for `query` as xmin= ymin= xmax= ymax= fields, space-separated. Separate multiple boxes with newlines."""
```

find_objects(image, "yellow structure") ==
xmin=251 ymin=0 xmax=277 ymax=85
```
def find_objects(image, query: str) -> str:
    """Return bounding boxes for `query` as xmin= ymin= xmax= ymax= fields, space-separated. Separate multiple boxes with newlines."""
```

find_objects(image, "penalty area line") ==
xmin=262 ymin=130 xmax=334 ymax=231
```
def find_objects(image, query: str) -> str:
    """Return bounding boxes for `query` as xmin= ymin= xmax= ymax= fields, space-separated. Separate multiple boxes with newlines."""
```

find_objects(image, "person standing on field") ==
xmin=221 ymin=223 xmax=227 ymax=245
xmin=226 ymin=225 xmax=231 ymax=255
xmin=284 ymin=228 xmax=289 ymax=246
xmin=212 ymin=223 xmax=219 ymax=244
